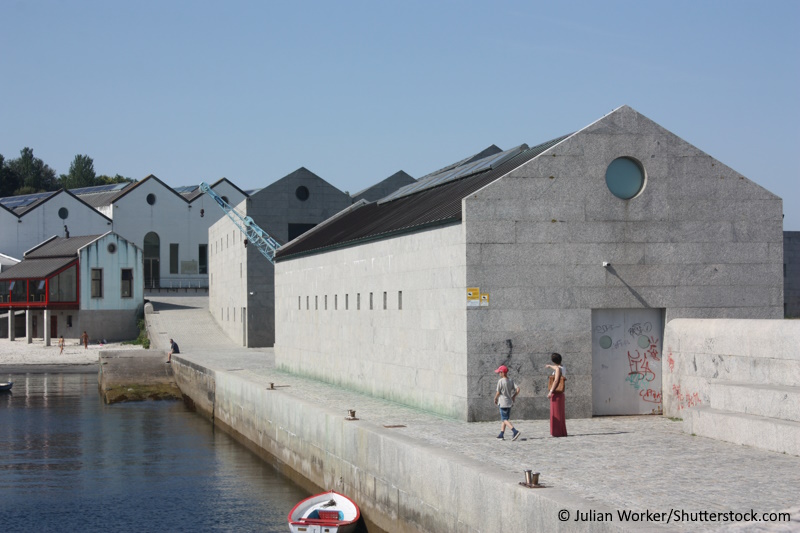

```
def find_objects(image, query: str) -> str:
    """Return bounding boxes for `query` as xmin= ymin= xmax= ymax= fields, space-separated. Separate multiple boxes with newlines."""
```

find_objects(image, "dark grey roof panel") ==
xmin=379 ymin=144 xmax=528 ymax=204
xmin=0 ymin=257 xmax=75 ymax=279
xmin=26 ymin=235 xmax=103 ymax=258
xmin=276 ymin=134 xmax=571 ymax=260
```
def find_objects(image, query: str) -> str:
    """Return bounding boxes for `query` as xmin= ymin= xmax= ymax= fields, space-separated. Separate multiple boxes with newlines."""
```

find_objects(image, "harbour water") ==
xmin=0 ymin=372 xmax=310 ymax=532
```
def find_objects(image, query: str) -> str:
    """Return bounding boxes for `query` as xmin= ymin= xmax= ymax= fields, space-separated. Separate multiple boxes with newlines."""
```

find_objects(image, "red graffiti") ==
xmin=627 ymin=350 xmax=656 ymax=382
xmin=672 ymin=384 xmax=701 ymax=410
xmin=667 ymin=352 xmax=675 ymax=373
xmin=646 ymin=336 xmax=660 ymax=361
xmin=639 ymin=388 xmax=662 ymax=403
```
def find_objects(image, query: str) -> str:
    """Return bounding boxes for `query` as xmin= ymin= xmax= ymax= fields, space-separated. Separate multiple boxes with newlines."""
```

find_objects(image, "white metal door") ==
xmin=592 ymin=309 xmax=663 ymax=416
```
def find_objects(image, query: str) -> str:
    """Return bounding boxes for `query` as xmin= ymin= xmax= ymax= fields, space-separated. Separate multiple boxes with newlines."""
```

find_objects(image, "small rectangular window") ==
xmin=306 ymin=295 xmax=309 ymax=310
xmin=357 ymin=293 xmax=360 ymax=310
xmin=315 ymin=295 xmax=318 ymax=310
xmin=345 ymin=294 xmax=349 ymax=310
xmin=370 ymin=292 xmax=373 ymax=310
xmin=383 ymin=291 xmax=387 ymax=310
xmin=398 ymin=290 xmax=402 ymax=310
xmin=121 ymin=269 xmax=133 ymax=298
xmin=298 ymin=296 xmax=301 ymax=310
xmin=325 ymin=295 xmax=328 ymax=310
xmin=335 ymin=294 xmax=338 ymax=310
xmin=199 ymin=244 xmax=208 ymax=274
xmin=91 ymin=268 xmax=103 ymax=298
xmin=170 ymin=243 xmax=179 ymax=274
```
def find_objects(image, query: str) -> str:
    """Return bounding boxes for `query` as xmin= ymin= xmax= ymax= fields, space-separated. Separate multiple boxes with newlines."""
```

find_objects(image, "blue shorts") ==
xmin=499 ymin=407 xmax=511 ymax=421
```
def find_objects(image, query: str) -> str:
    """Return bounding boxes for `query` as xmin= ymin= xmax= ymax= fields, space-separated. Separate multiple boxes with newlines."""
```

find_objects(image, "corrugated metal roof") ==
xmin=26 ymin=235 xmax=103 ymax=258
xmin=0 ymin=257 xmax=75 ymax=280
xmin=275 ymin=134 xmax=571 ymax=261
xmin=76 ymin=187 xmax=133 ymax=208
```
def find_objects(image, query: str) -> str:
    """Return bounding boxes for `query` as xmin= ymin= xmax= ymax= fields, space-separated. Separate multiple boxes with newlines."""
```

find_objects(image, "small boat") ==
xmin=0 ymin=382 xmax=12 ymax=392
xmin=288 ymin=490 xmax=360 ymax=533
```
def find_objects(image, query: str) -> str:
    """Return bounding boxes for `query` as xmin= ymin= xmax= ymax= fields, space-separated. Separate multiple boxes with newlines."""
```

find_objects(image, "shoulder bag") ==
xmin=548 ymin=374 xmax=566 ymax=393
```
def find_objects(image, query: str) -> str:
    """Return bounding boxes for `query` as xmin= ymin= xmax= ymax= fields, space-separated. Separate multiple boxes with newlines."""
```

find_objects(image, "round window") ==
xmin=146 ymin=193 xmax=157 ymax=205
xmin=58 ymin=207 xmax=69 ymax=220
xmin=295 ymin=186 xmax=310 ymax=201
xmin=605 ymin=157 xmax=645 ymax=199
xmin=107 ymin=243 xmax=117 ymax=254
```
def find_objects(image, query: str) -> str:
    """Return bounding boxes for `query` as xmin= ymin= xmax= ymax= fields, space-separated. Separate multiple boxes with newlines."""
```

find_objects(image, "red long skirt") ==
xmin=550 ymin=392 xmax=567 ymax=437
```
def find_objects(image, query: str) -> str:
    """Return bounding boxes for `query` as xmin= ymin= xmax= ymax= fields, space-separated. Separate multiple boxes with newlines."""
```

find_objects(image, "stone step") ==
xmin=680 ymin=353 xmax=800 ymax=388
xmin=708 ymin=381 xmax=800 ymax=422
xmin=683 ymin=405 xmax=800 ymax=456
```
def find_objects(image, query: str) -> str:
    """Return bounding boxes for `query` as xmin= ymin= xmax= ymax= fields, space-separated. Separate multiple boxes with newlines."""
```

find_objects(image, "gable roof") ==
xmin=105 ymin=174 xmax=190 ymax=205
xmin=0 ymin=234 xmax=104 ymax=280
xmin=275 ymin=135 xmax=571 ymax=261
xmin=351 ymin=170 xmax=416 ymax=203
xmin=0 ymin=188 xmax=113 ymax=222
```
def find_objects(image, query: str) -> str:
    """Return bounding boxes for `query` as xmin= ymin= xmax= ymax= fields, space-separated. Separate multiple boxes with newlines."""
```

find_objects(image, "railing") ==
xmin=145 ymin=277 xmax=209 ymax=290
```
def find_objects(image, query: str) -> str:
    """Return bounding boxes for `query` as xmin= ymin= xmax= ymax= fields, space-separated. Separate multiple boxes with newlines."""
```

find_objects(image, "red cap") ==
xmin=495 ymin=365 xmax=508 ymax=374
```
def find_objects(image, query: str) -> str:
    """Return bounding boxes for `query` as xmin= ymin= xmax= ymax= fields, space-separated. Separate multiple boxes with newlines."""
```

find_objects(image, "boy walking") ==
xmin=493 ymin=365 xmax=521 ymax=441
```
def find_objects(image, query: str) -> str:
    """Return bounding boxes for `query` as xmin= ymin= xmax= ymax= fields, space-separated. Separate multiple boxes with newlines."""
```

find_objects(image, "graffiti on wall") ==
xmin=672 ymin=384 xmax=701 ymax=410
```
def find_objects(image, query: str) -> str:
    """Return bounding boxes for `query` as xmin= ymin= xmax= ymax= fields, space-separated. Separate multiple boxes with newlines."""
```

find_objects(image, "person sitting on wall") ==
xmin=166 ymin=338 xmax=180 ymax=364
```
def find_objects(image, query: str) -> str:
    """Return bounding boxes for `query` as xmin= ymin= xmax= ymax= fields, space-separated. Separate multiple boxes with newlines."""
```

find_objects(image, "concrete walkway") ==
xmin=146 ymin=294 xmax=800 ymax=532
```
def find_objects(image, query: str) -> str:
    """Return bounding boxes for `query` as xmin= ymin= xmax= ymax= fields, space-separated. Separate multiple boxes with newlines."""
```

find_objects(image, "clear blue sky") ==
xmin=1 ymin=1 xmax=798 ymax=229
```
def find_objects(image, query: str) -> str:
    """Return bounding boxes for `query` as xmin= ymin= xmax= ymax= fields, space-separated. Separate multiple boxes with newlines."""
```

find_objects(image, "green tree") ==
xmin=0 ymin=154 xmax=23 ymax=197
xmin=7 ymin=147 xmax=58 ymax=193
xmin=60 ymin=154 xmax=96 ymax=189
xmin=97 ymin=173 xmax=136 ymax=185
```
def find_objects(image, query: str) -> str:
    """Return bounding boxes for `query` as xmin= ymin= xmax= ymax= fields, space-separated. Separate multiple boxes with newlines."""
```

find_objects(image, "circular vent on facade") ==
xmin=605 ymin=157 xmax=645 ymax=199
xmin=146 ymin=193 xmax=157 ymax=205
xmin=295 ymin=186 xmax=310 ymax=201
xmin=58 ymin=207 xmax=69 ymax=220
xmin=107 ymin=243 xmax=117 ymax=254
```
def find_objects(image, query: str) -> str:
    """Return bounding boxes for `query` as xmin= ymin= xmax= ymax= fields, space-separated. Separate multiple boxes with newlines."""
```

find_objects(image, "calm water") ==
xmin=0 ymin=373 xmax=310 ymax=532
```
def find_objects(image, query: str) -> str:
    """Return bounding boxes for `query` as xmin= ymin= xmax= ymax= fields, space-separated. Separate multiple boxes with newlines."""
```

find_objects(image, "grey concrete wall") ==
xmin=785 ymin=231 xmax=800 ymax=318
xmin=463 ymin=105 xmax=784 ymax=420
xmin=248 ymin=168 xmax=352 ymax=244
xmin=274 ymin=224 xmax=470 ymax=419
xmin=171 ymin=359 xmax=625 ymax=533
xmin=208 ymin=212 xmax=251 ymax=345
xmin=662 ymin=318 xmax=800 ymax=418
xmin=209 ymin=169 xmax=351 ymax=348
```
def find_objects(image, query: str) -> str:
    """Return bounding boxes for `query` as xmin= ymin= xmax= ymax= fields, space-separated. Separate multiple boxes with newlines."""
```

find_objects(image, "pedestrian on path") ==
xmin=546 ymin=352 xmax=568 ymax=437
xmin=59 ymin=336 xmax=65 ymax=355
xmin=493 ymin=365 xmax=520 ymax=441
xmin=166 ymin=338 xmax=180 ymax=364
xmin=80 ymin=331 xmax=89 ymax=350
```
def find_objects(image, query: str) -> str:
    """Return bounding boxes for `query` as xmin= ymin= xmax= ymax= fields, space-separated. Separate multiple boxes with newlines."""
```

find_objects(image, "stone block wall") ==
xmin=464 ymin=106 xmax=784 ymax=420
xmin=274 ymin=224 xmax=469 ymax=419
xmin=662 ymin=318 xmax=800 ymax=418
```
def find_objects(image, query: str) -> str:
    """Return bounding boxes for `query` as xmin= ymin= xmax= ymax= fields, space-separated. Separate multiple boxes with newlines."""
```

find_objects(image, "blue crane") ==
xmin=199 ymin=182 xmax=281 ymax=263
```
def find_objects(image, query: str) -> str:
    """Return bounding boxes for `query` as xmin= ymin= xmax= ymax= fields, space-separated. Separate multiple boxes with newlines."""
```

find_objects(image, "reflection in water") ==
xmin=0 ymin=373 xmax=309 ymax=532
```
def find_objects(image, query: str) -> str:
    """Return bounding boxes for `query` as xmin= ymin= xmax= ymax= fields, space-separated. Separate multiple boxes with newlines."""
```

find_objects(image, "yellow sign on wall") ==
xmin=467 ymin=287 xmax=480 ymax=307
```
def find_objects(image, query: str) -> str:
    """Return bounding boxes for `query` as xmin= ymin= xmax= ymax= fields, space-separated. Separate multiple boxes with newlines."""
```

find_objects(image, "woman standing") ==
xmin=546 ymin=352 xmax=567 ymax=437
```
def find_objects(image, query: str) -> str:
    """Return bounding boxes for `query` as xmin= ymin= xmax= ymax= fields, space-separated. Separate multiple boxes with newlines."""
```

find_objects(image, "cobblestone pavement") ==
xmin=148 ymin=295 xmax=800 ymax=532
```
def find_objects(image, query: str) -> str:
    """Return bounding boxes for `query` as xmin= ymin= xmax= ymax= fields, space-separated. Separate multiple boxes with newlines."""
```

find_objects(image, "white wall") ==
xmin=110 ymin=179 xmax=245 ymax=288
xmin=79 ymin=233 xmax=144 ymax=311
xmin=0 ymin=191 xmax=111 ymax=259
xmin=275 ymin=224 xmax=469 ymax=419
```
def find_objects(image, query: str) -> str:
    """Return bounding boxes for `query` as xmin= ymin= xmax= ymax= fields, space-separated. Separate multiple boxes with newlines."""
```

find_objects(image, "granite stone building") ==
xmin=785 ymin=231 xmax=800 ymax=317
xmin=272 ymin=105 xmax=784 ymax=422
xmin=208 ymin=167 xmax=355 ymax=347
